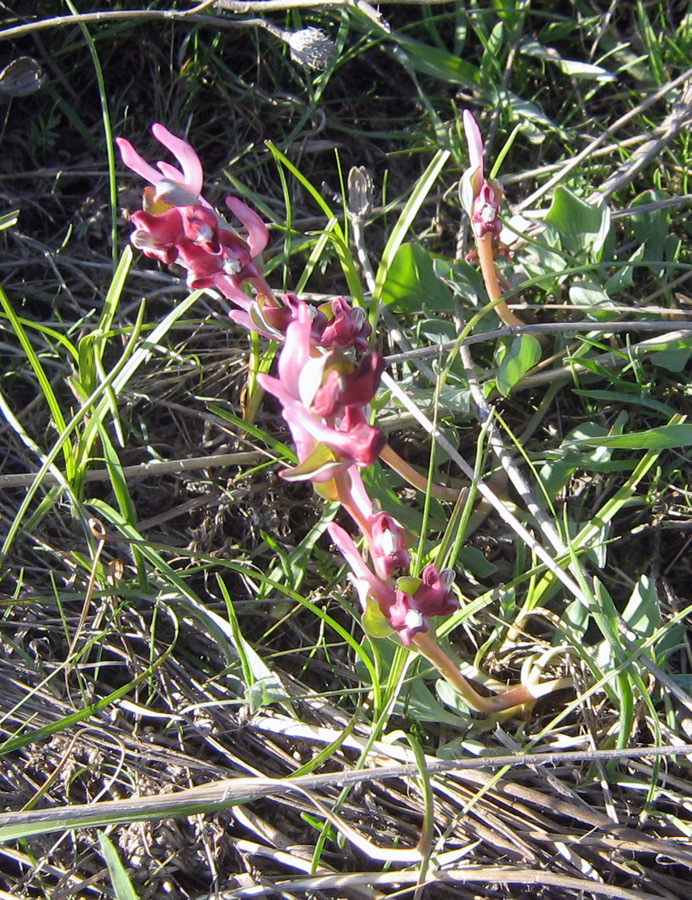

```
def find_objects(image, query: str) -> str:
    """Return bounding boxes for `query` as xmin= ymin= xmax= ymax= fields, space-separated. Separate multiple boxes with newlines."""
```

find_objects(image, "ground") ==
xmin=1 ymin=2 xmax=692 ymax=899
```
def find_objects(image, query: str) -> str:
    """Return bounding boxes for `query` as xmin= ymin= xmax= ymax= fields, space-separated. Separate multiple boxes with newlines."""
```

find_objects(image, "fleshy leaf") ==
xmin=544 ymin=186 xmax=610 ymax=257
xmin=496 ymin=335 xmax=542 ymax=396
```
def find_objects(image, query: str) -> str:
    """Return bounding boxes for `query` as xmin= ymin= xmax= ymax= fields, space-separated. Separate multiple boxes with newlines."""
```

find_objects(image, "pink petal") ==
xmin=116 ymin=137 xmax=163 ymax=186
xmin=462 ymin=109 xmax=484 ymax=174
xmin=327 ymin=523 xmax=393 ymax=610
xmin=229 ymin=308 xmax=279 ymax=340
xmin=151 ymin=123 xmax=204 ymax=195
xmin=345 ymin=468 xmax=375 ymax=523
xmin=278 ymin=303 xmax=313 ymax=395
xmin=214 ymin=275 xmax=253 ymax=309
xmin=226 ymin=196 xmax=269 ymax=257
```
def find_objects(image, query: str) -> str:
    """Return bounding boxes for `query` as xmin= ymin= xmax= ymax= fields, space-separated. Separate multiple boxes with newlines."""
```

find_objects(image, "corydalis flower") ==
xmin=328 ymin=523 xmax=457 ymax=645
xmin=459 ymin=110 xmax=502 ymax=239
xmin=258 ymin=302 xmax=385 ymax=483
xmin=116 ymin=124 xmax=270 ymax=305
xmin=236 ymin=293 xmax=371 ymax=349
xmin=312 ymin=297 xmax=371 ymax=353
xmin=340 ymin=467 xmax=410 ymax=580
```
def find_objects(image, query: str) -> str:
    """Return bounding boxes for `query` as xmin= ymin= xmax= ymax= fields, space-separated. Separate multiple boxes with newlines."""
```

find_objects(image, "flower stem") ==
xmin=412 ymin=631 xmax=569 ymax=716
xmin=380 ymin=444 xmax=462 ymax=501
xmin=476 ymin=234 xmax=525 ymax=329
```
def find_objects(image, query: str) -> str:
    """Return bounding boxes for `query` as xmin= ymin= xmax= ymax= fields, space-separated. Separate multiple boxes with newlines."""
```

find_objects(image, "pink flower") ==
xmin=369 ymin=512 xmax=410 ymax=579
xmin=229 ymin=292 xmax=303 ymax=341
xmin=117 ymin=123 xmax=205 ymax=196
xmin=117 ymin=125 xmax=270 ymax=305
xmin=460 ymin=110 xmax=502 ymax=239
xmin=328 ymin=523 xmax=456 ymax=645
xmin=335 ymin=469 xmax=409 ymax=580
xmin=312 ymin=297 xmax=371 ymax=352
xmin=258 ymin=302 xmax=385 ymax=482
xmin=310 ymin=354 xmax=384 ymax=418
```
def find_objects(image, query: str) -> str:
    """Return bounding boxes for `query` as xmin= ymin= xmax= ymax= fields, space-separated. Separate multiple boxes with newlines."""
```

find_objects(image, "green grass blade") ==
xmin=98 ymin=832 xmax=140 ymax=900
xmin=0 ymin=284 xmax=75 ymax=478
xmin=370 ymin=148 xmax=450 ymax=325
xmin=0 ymin=287 xmax=200 ymax=565
xmin=265 ymin=141 xmax=364 ymax=303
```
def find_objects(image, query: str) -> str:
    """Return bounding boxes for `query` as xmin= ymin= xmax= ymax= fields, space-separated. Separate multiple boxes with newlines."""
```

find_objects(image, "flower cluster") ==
xmin=117 ymin=124 xmax=458 ymax=648
xmin=328 ymin=522 xmax=456 ymax=645
xmin=117 ymin=125 xmax=375 ymax=352
xmin=257 ymin=299 xmax=458 ymax=644
xmin=116 ymin=124 xmax=271 ymax=311
xmin=258 ymin=301 xmax=385 ymax=482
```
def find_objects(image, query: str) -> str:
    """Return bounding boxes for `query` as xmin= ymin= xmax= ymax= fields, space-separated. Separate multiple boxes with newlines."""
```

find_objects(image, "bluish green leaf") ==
xmin=621 ymin=576 xmax=660 ymax=643
xmin=569 ymin=280 xmax=614 ymax=320
xmin=416 ymin=317 xmax=457 ymax=345
xmin=630 ymin=190 xmax=671 ymax=277
xmin=555 ymin=598 xmax=590 ymax=644
xmin=458 ymin=546 xmax=497 ymax=579
xmin=519 ymin=39 xmax=615 ymax=81
xmin=544 ymin=186 xmax=610 ymax=257
xmin=380 ymin=243 xmax=454 ymax=313
xmin=651 ymin=347 xmax=692 ymax=373
xmin=496 ymin=335 xmax=542 ymax=396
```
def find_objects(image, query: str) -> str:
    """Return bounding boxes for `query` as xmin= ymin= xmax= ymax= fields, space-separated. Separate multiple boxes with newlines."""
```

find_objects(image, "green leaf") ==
xmin=217 ymin=576 xmax=292 ymax=714
xmin=569 ymin=280 xmax=614 ymax=320
xmin=630 ymin=190 xmax=672 ymax=277
xmin=566 ymin=423 xmax=692 ymax=450
xmin=555 ymin=598 xmax=590 ymax=644
xmin=372 ymin=148 xmax=450 ymax=322
xmin=574 ymin=388 xmax=677 ymax=418
xmin=491 ymin=87 xmax=569 ymax=142
xmin=381 ymin=243 xmax=454 ymax=313
xmin=539 ymin=423 xmax=610 ymax=500
xmin=495 ymin=335 xmax=542 ymax=396
xmin=416 ymin=317 xmax=457 ymax=344
xmin=544 ymin=186 xmax=610 ymax=257
xmin=0 ymin=210 xmax=19 ymax=231
xmin=651 ymin=347 xmax=692 ymax=373
xmin=519 ymin=39 xmax=615 ymax=81
xmin=392 ymin=34 xmax=480 ymax=87
xmin=621 ymin=576 xmax=660 ymax=643
xmin=98 ymin=832 xmax=139 ymax=900
xmin=458 ymin=546 xmax=497 ymax=579
xmin=362 ymin=598 xmax=395 ymax=639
